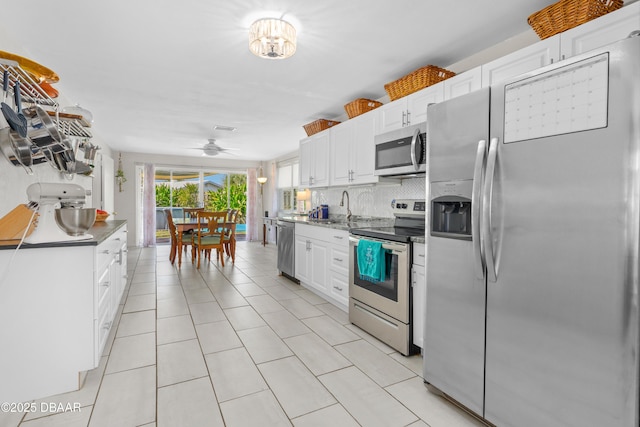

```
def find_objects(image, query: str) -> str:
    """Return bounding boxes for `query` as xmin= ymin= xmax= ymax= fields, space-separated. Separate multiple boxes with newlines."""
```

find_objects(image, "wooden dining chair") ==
xmin=164 ymin=209 xmax=193 ymax=267
xmin=191 ymin=211 xmax=228 ymax=268
xmin=183 ymin=207 xmax=204 ymax=219
xmin=223 ymin=209 xmax=239 ymax=263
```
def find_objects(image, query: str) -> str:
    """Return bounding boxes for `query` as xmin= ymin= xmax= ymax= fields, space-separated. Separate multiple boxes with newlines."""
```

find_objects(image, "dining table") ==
xmin=172 ymin=216 xmax=235 ymax=266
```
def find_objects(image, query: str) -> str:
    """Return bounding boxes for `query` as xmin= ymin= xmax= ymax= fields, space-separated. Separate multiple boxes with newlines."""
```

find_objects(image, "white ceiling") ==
xmin=2 ymin=0 xmax=555 ymax=161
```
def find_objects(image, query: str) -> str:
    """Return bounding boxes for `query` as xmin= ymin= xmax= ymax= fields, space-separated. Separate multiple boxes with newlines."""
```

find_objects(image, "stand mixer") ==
xmin=23 ymin=183 xmax=94 ymax=244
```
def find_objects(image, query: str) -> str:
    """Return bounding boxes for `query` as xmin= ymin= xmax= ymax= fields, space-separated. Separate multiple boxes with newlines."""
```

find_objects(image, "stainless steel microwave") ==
xmin=374 ymin=122 xmax=426 ymax=177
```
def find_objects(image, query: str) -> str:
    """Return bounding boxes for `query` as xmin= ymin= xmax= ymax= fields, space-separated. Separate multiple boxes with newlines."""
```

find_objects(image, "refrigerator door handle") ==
xmin=471 ymin=139 xmax=487 ymax=279
xmin=483 ymin=137 xmax=499 ymax=282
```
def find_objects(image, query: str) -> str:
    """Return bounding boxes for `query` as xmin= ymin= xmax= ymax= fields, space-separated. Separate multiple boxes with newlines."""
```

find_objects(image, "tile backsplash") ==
xmin=305 ymin=177 xmax=426 ymax=219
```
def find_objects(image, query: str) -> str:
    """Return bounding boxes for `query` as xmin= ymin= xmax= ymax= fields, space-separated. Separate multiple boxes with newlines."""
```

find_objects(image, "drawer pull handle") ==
xmin=101 ymin=250 xmax=110 ymax=254
xmin=333 ymin=286 xmax=343 ymax=291
xmin=333 ymin=236 xmax=344 ymax=240
xmin=333 ymin=258 xmax=343 ymax=262
xmin=101 ymin=281 xmax=110 ymax=287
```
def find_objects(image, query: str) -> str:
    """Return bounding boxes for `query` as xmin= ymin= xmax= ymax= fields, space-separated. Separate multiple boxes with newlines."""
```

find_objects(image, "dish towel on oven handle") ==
xmin=357 ymin=239 xmax=386 ymax=283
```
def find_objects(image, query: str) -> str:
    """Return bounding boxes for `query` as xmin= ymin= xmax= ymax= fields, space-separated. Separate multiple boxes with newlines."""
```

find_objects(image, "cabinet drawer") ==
xmin=413 ymin=243 xmax=426 ymax=267
xmin=296 ymin=224 xmax=348 ymax=244
xmin=97 ymin=300 xmax=113 ymax=356
xmin=97 ymin=265 xmax=111 ymax=307
xmin=329 ymin=270 xmax=349 ymax=306
xmin=330 ymin=246 xmax=349 ymax=274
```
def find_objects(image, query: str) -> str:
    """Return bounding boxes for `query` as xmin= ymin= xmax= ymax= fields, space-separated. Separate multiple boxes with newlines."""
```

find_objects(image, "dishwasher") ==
xmin=276 ymin=219 xmax=296 ymax=279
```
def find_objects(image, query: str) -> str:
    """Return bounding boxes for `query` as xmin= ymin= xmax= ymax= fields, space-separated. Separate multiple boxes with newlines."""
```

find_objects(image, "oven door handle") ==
xmin=349 ymin=236 xmax=408 ymax=253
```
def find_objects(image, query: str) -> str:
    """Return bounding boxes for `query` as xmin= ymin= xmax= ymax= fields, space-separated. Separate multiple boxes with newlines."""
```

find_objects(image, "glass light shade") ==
xmin=249 ymin=18 xmax=297 ymax=59
xmin=257 ymin=176 xmax=268 ymax=184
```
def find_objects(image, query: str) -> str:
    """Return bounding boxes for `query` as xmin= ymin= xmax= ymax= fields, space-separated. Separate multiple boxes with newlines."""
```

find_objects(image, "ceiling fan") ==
xmin=192 ymin=139 xmax=239 ymax=156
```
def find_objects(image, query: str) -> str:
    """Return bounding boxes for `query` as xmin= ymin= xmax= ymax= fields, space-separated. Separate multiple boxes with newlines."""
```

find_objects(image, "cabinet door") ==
xmin=311 ymin=132 xmax=330 ymax=187
xmin=560 ymin=2 xmax=640 ymax=59
xmin=482 ymin=37 xmax=560 ymax=87
xmin=299 ymin=138 xmax=312 ymax=187
xmin=294 ymin=235 xmax=310 ymax=283
xmin=407 ymin=83 xmax=445 ymax=125
xmin=330 ymin=122 xmax=353 ymax=186
xmin=351 ymin=113 xmax=377 ymax=184
xmin=309 ymin=240 xmax=328 ymax=293
xmin=444 ymin=67 xmax=482 ymax=100
xmin=376 ymin=98 xmax=408 ymax=134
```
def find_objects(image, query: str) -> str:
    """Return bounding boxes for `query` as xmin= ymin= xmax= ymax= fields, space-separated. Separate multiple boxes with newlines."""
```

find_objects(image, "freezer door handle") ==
xmin=472 ymin=139 xmax=487 ymax=279
xmin=483 ymin=137 xmax=498 ymax=282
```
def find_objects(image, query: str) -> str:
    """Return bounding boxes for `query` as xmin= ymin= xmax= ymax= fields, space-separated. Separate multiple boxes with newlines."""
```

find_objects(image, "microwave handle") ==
xmin=410 ymin=127 xmax=420 ymax=170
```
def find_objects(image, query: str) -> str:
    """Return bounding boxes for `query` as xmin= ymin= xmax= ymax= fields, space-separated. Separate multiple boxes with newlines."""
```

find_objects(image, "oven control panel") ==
xmin=391 ymin=199 xmax=426 ymax=217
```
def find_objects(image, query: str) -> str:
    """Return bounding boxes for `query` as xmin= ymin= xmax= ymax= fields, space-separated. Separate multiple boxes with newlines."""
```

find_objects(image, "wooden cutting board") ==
xmin=0 ymin=204 xmax=36 ymax=241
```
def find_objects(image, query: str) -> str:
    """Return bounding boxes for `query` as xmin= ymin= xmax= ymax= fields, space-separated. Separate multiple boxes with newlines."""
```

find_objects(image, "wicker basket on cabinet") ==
xmin=384 ymin=65 xmax=456 ymax=101
xmin=527 ymin=0 xmax=623 ymax=40
xmin=344 ymin=98 xmax=383 ymax=119
xmin=303 ymin=119 xmax=340 ymax=136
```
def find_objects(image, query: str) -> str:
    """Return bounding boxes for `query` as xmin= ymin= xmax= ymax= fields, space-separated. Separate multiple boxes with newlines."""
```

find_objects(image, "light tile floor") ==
xmin=1 ymin=241 xmax=486 ymax=427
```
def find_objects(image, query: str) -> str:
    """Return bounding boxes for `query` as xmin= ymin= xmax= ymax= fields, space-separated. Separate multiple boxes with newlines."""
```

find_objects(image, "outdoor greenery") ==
xmin=155 ymin=173 xmax=247 ymax=223
xmin=205 ymin=174 xmax=247 ymax=223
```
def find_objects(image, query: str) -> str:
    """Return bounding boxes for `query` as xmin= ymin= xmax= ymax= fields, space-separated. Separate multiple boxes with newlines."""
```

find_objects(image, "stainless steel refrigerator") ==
xmin=424 ymin=34 xmax=640 ymax=427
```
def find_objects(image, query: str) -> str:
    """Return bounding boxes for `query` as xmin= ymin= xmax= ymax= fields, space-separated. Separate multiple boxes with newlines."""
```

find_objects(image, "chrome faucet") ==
xmin=340 ymin=190 xmax=352 ymax=221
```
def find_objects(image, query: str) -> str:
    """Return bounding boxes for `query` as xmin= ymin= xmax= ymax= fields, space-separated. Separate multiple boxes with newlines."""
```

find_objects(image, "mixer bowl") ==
xmin=55 ymin=208 xmax=96 ymax=236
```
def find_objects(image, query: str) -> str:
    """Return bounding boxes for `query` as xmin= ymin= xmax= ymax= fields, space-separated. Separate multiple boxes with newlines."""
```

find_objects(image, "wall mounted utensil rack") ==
xmin=0 ymin=59 xmax=93 ymax=175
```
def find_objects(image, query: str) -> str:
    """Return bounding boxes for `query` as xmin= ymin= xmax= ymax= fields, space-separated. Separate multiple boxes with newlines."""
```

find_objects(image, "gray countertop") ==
xmin=0 ymin=220 xmax=127 ymax=250
xmin=279 ymin=215 xmax=426 ymax=243
xmin=278 ymin=215 xmax=395 ymax=231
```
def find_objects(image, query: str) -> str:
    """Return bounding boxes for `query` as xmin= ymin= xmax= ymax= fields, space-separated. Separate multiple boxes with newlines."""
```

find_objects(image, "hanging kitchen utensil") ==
xmin=1 ymin=71 xmax=27 ymax=138
xmin=0 ymin=132 xmax=34 ymax=174
xmin=24 ymin=105 xmax=62 ymax=148
xmin=13 ymin=81 xmax=28 ymax=136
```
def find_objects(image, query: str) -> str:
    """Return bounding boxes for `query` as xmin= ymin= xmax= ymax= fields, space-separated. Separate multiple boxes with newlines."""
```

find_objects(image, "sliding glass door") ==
xmin=155 ymin=169 xmax=246 ymax=242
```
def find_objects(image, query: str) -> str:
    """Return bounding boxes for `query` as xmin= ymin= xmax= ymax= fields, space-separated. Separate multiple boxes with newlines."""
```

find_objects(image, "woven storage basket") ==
xmin=303 ymin=119 xmax=340 ymax=136
xmin=344 ymin=98 xmax=383 ymax=119
xmin=528 ymin=0 xmax=623 ymax=39
xmin=384 ymin=65 xmax=456 ymax=101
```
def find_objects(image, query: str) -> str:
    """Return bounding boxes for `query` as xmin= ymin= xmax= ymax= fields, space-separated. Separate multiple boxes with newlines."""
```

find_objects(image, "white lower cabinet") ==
xmin=295 ymin=224 xmax=349 ymax=310
xmin=0 ymin=222 xmax=128 ymax=403
xmin=95 ymin=225 xmax=128 ymax=362
xmin=412 ymin=243 xmax=426 ymax=349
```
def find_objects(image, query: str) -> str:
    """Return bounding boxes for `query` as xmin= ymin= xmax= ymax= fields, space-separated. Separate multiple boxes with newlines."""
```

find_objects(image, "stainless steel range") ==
xmin=348 ymin=199 xmax=425 ymax=355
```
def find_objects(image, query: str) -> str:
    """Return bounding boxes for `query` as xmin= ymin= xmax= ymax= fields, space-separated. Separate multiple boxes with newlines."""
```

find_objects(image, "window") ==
xmin=277 ymin=160 xmax=299 ymax=212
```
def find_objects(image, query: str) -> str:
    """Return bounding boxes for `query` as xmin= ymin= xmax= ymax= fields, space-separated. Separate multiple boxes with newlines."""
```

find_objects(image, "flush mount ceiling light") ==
xmin=249 ymin=18 xmax=297 ymax=59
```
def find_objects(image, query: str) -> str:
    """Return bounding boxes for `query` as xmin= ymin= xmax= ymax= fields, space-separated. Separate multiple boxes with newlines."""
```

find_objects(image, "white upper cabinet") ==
xmin=330 ymin=112 xmax=379 ymax=186
xmin=482 ymin=2 xmax=640 ymax=87
xmin=443 ymin=66 xmax=482 ymax=100
xmin=299 ymin=131 xmax=330 ymax=188
xmin=482 ymin=37 xmax=561 ymax=87
xmin=376 ymin=83 xmax=444 ymax=134
xmin=559 ymin=1 xmax=640 ymax=59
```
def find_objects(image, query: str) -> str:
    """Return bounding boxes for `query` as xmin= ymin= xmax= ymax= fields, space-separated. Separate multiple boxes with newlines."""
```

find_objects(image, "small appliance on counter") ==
xmin=23 ymin=182 xmax=95 ymax=244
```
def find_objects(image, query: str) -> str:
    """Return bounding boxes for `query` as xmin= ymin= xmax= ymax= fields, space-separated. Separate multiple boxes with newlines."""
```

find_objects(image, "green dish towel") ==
xmin=357 ymin=240 xmax=386 ymax=282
